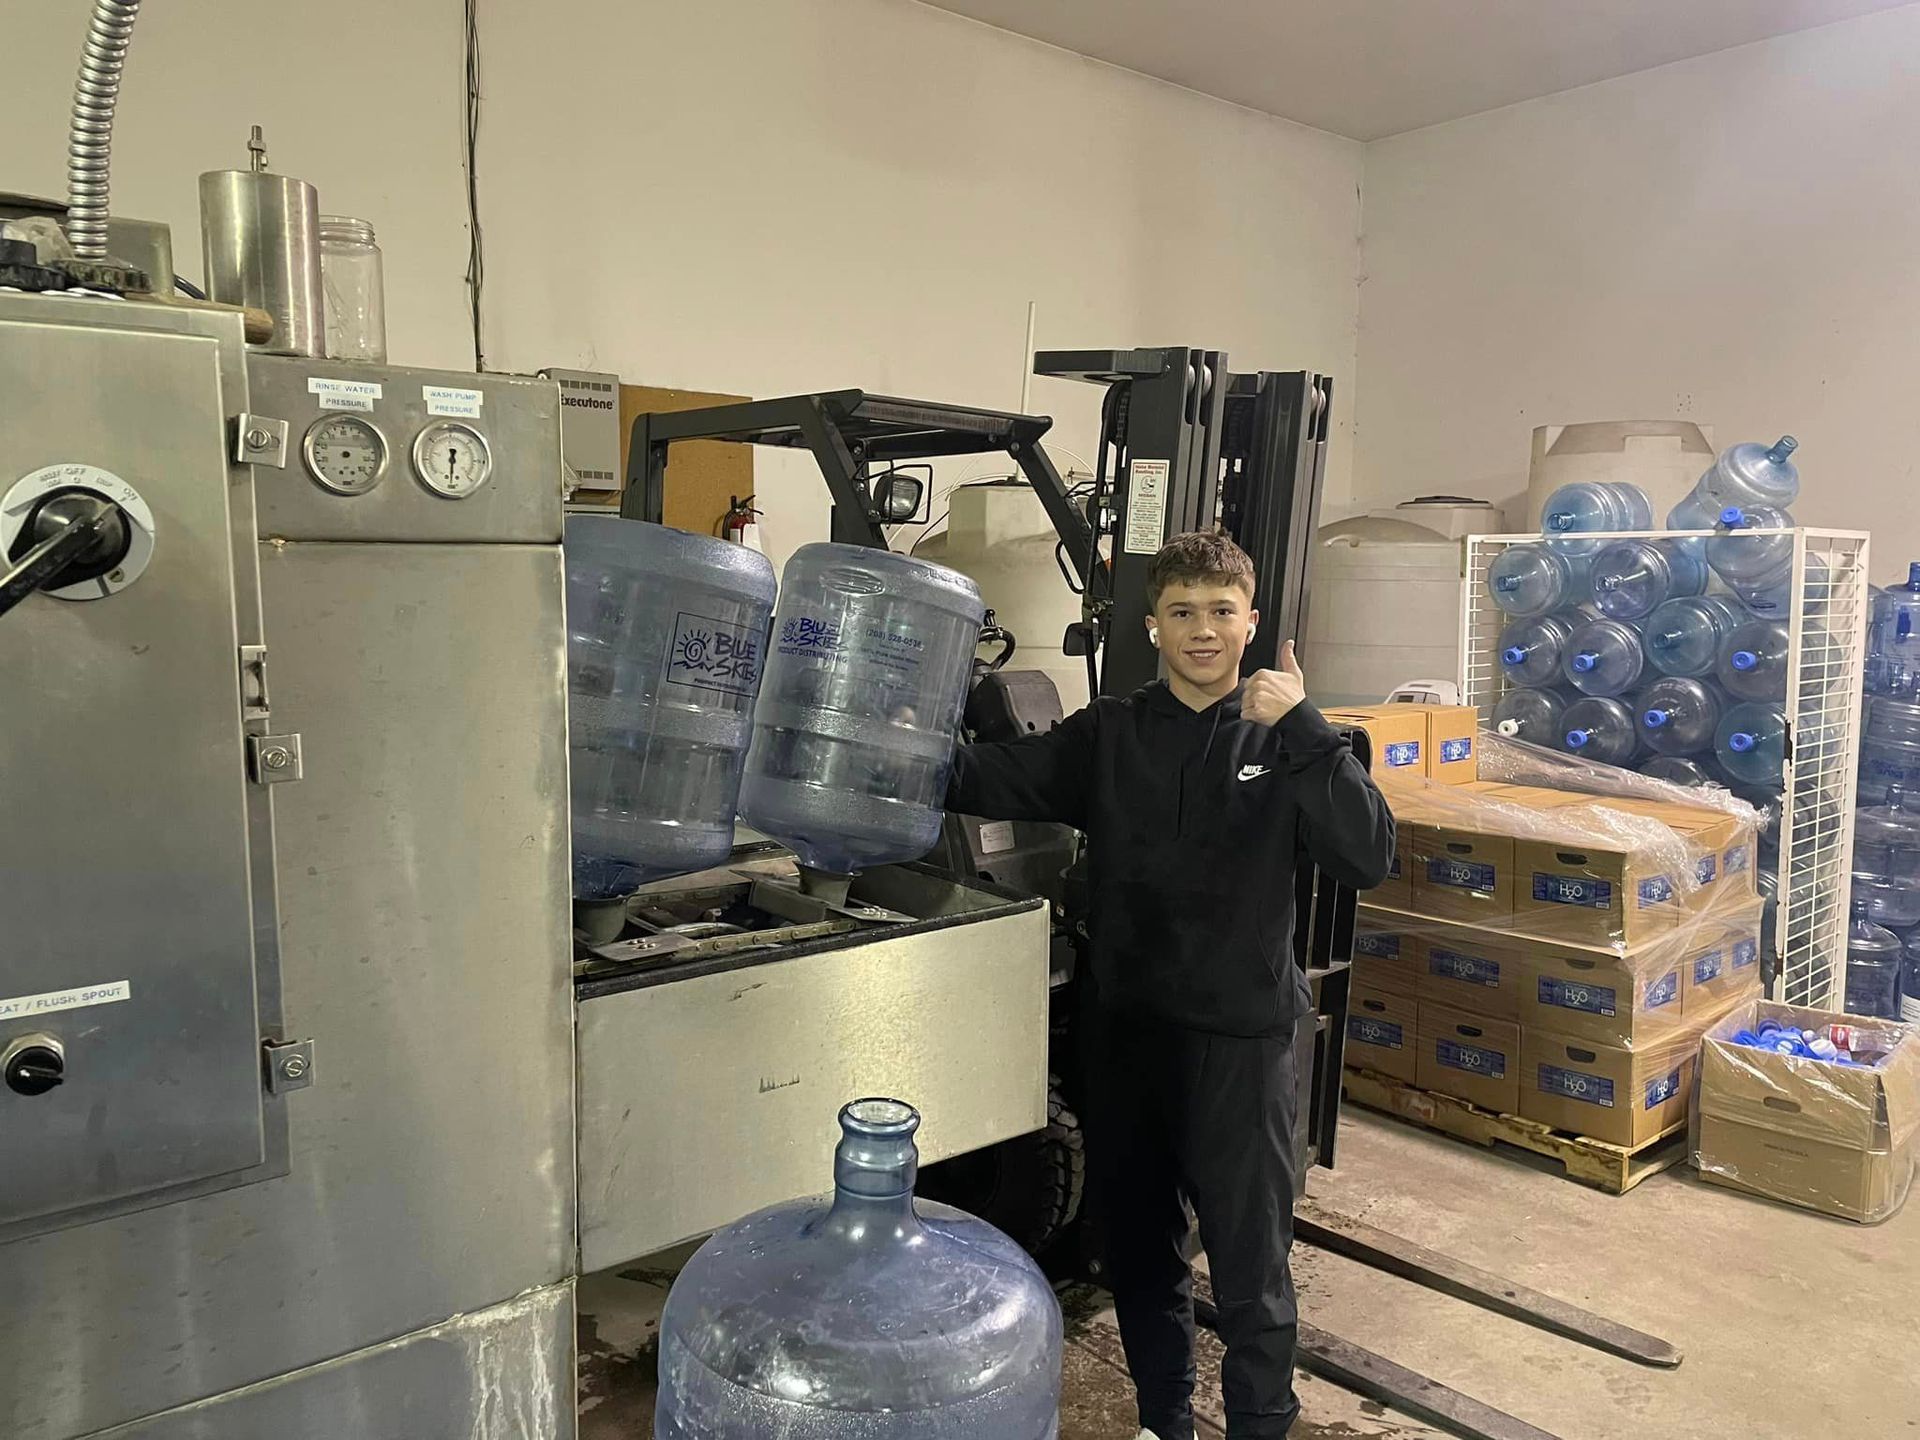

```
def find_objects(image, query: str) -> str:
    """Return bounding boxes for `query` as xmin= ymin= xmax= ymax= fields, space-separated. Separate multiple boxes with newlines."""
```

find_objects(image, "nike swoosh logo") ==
xmin=1238 ymin=765 xmax=1271 ymax=781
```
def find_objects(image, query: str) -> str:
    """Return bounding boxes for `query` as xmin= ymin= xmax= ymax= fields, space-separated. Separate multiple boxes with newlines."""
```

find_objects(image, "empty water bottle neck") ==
xmin=1765 ymin=436 xmax=1798 ymax=465
xmin=825 ymin=1099 xmax=923 ymax=1237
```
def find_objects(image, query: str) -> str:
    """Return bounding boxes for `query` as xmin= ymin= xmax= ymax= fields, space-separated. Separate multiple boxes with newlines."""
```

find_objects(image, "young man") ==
xmin=946 ymin=531 xmax=1395 ymax=1439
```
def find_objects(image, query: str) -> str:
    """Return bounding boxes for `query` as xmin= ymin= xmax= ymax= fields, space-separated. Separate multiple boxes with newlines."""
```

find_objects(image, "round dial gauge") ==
xmin=412 ymin=421 xmax=493 ymax=499
xmin=302 ymin=414 xmax=388 ymax=495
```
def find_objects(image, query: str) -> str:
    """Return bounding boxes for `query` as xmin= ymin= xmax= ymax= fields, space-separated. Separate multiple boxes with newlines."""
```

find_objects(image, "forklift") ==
xmin=621 ymin=349 xmax=1679 ymax=1440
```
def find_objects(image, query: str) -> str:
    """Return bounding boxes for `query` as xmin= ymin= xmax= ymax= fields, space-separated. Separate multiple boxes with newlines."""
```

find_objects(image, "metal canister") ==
xmin=199 ymin=128 xmax=323 ymax=356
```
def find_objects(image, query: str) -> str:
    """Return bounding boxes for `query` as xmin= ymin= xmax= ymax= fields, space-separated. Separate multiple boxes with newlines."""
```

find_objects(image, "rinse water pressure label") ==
xmin=0 ymin=980 xmax=130 ymax=1021
xmin=308 ymin=377 xmax=382 ymax=411
xmin=1123 ymin=458 xmax=1171 ymax=555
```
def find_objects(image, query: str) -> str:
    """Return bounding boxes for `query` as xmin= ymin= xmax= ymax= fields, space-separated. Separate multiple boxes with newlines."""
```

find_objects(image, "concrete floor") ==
xmin=580 ymin=1102 xmax=1920 ymax=1439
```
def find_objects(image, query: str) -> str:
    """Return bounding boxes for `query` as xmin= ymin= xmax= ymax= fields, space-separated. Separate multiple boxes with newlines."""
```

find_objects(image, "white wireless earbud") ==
xmin=1148 ymin=627 xmax=1160 ymax=647
xmin=1247 ymin=623 xmax=1258 ymax=641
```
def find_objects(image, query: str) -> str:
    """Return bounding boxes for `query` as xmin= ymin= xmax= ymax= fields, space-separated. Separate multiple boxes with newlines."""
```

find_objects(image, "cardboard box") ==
xmin=1417 ymin=1004 xmax=1521 ymax=1114
xmin=1324 ymin=706 xmax=1427 ymax=782
xmin=1417 ymin=927 xmax=1525 ymax=1021
xmin=1695 ymin=1001 xmax=1920 ymax=1222
xmin=1423 ymin=705 xmax=1480 ymax=785
xmin=1411 ymin=826 xmax=1516 ymax=925
xmin=1510 ymin=825 xmax=1685 ymax=946
xmin=1521 ymin=1030 xmax=1694 ymax=1147
xmin=1345 ymin=987 xmax=1418 ymax=1083
xmin=1352 ymin=906 xmax=1421 ymax=995
xmin=1520 ymin=933 xmax=1685 ymax=1046
xmin=1682 ymin=898 xmax=1767 ymax=1019
xmin=1365 ymin=824 xmax=1414 ymax=910
xmin=1327 ymin=703 xmax=1480 ymax=785
xmin=1601 ymin=798 xmax=1755 ymax=905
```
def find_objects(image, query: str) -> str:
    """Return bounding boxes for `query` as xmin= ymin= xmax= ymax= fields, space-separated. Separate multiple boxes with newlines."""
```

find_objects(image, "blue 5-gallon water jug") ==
xmin=1559 ymin=695 xmax=1643 ymax=767
xmin=1588 ymin=539 xmax=1706 ymax=621
xmin=1716 ymin=619 xmax=1791 ymax=703
xmin=1562 ymin=617 xmax=1646 ymax=697
xmin=1637 ymin=676 xmax=1722 ymax=757
xmin=741 ymin=545 xmax=985 ymax=876
xmin=1492 ymin=686 xmax=1569 ymax=743
xmin=1716 ymin=702 xmax=1788 ymax=787
xmin=1540 ymin=481 xmax=1651 ymax=556
xmin=1644 ymin=595 xmax=1742 ymax=679
xmin=1500 ymin=612 xmax=1586 ymax=687
xmin=566 ymin=517 xmax=777 ymax=899
xmin=1639 ymin=756 xmax=1719 ymax=787
xmin=1488 ymin=543 xmax=1591 ymax=618
xmin=654 ymin=1099 xmax=1063 ymax=1440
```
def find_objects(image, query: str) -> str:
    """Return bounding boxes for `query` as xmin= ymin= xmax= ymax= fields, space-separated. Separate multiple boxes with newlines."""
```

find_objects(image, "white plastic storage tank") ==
xmin=914 ymin=481 xmax=1088 ymax=711
xmin=1525 ymin=422 xmax=1714 ymax=535
xmin=1304 ymin=498 xmax=1498 ymax=707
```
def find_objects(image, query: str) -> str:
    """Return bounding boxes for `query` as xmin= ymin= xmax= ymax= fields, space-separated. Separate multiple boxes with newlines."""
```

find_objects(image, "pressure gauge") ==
xmin=411 ymin=421 xmax=493 ymax=499
xmin=302 ymin=414 xmax=389 ymax=495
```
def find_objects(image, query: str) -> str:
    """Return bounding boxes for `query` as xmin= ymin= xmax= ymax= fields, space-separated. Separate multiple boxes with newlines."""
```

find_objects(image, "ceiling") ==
xmin=920 ymin=0 xmax=1913 ymax=139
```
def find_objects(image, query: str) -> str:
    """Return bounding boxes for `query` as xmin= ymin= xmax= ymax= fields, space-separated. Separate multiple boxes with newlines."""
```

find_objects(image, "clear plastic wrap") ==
xmin=1352 ymin=732 xmax=1767 ymax=1150
xmin=1691 ymin=1001 xmax=1919 ymax=1223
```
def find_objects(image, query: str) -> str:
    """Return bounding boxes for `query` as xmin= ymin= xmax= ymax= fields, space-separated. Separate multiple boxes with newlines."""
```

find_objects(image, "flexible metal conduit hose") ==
xmin=65 ymin=0 xmax=143 ymax=261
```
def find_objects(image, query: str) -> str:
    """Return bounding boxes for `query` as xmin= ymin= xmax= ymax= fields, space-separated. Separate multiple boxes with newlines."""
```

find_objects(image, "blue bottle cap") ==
xmin=1496 ymin=574 xmax=1520 ymax=592
xmin=1566 ymin=729 xmax=1591 ymax=748
xmin=1732 ymin=650 xmax=1759 ymax=671
xmin=1720 ymin=506 xmax=1747 ymax=527
xmin=1503 ymin=646 xmax=1527 ymax=665
xmin=1729 ymin=732 xmax=1756 ymax=753
xmin=1644 ymin=709 xmax=1670 ymax=728
xmin=1572 ymin=652 xmax=1598 ymax=673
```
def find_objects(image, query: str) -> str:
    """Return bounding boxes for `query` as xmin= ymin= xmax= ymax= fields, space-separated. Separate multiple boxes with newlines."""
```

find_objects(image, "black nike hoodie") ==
xmin=947 ymin=682 xmax=1395 ymax=1037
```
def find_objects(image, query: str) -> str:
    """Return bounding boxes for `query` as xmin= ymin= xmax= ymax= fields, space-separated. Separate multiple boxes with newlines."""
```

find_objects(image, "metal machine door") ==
xmin=0 ymin=300 xmax=278 ymax=1237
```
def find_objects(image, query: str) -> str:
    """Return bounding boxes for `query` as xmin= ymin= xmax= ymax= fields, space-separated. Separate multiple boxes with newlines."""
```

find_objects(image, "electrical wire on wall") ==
xmin=463 ymin=0 xmax=486 ymax=371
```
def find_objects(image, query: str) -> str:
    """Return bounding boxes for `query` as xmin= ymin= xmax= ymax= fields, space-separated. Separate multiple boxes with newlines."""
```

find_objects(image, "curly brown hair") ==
xmin=1145 ymin=530 xmax=1257 ymax=611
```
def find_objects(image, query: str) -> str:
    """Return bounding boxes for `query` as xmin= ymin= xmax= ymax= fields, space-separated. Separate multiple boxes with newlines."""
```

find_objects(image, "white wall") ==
xmin=477 ymin=0 xmax=1363 ymax=565
xmin=3 ymin=0 xmax=1363 ymax=574
xmin=3 ymin=0 xmax=475 ymax=368
xmin=1354 ymin=4 xmax=1920 ymax=579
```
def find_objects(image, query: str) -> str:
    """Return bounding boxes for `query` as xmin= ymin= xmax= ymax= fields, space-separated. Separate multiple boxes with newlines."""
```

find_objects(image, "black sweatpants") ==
xmin=1082 ymin=1005 xmax=1301 ymax=1440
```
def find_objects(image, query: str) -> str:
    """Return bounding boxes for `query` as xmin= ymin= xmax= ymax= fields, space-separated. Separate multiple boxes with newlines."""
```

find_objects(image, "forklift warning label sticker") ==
xmin=1123 ymin=458 xmax=1171 ymax=555
xmin=977 ymin=821 xmax=1017 ymax=855
xmin=307 ymin=377 xmax=382 ymax=411
xmin=0 ymin=980 xmax=130 ymax=1022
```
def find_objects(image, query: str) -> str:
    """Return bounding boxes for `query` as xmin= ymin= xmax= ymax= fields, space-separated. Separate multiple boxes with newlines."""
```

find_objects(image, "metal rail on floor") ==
xmin=1294 ymin=1207 xmax=1683 ymax=1369
xmin=1191 ymin=1288 xmax=1562 ymax=1440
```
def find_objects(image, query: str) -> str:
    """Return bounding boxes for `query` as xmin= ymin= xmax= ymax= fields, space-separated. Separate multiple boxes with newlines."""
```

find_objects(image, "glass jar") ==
xmin=319 ymin=215 xmax=387 ymax=362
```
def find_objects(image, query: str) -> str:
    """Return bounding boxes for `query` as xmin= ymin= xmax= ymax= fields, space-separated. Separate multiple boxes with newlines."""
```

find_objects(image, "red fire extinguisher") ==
xmin=721 ymin=494 xmax=763 ymax=552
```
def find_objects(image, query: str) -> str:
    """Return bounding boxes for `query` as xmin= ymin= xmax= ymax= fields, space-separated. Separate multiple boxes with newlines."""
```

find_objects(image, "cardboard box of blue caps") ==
xmin=1694 ymin=1001 xmax=1920 ymax=1223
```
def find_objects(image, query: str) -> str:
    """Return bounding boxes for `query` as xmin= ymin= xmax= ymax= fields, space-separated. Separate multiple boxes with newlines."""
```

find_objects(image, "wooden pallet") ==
xmin=1341 ymin=1067 xmax=1687 ymax=1195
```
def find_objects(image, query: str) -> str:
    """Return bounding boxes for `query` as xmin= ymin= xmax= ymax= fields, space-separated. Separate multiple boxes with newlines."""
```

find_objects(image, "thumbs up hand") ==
xmin=1243 ymin=641 xmax=1307 ymax=727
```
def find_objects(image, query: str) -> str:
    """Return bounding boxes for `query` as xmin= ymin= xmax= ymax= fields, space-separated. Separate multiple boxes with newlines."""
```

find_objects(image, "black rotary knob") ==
xmin=4 ymin=1044 xmax=65 ymax=1097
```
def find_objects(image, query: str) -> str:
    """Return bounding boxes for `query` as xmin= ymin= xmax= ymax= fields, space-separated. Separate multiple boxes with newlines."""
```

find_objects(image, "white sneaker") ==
xmin=1134 ymin=1431 xmax=1162 ymax=1440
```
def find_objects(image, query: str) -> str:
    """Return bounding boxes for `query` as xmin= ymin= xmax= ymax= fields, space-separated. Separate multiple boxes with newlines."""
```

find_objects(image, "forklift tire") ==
xmin=917 ymin=1078 xmax=1086 ymax=1257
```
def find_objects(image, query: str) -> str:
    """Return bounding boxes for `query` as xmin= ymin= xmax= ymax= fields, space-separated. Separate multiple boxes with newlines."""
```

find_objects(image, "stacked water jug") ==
xmin=1845 ymin=567 xmax=1920 ymax=1019
xmin=1488 ymin=436 xmax=1805 ymax=814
